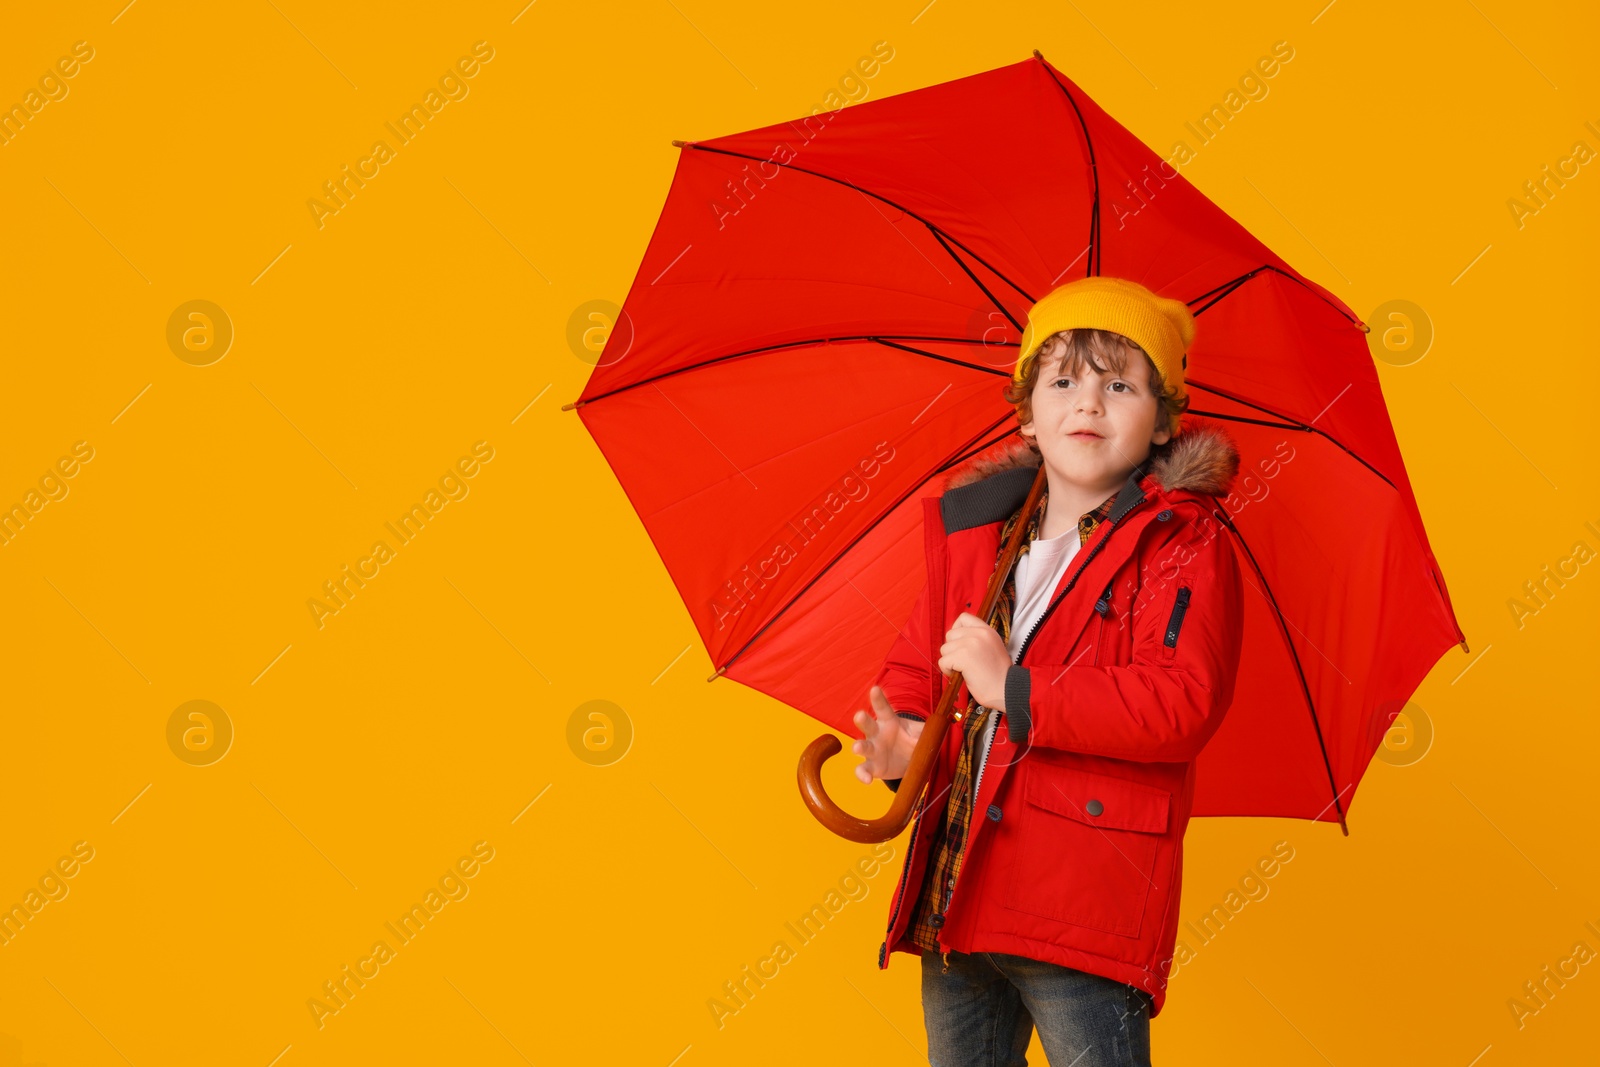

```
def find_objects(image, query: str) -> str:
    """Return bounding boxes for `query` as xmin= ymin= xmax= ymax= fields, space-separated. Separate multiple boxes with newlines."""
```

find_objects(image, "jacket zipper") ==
xmin=970 ymin=708 xmax=999 ymax=815
xmin=1164 ymin=586 xmax=1191 ymax=647
xmin=1013 ymin=504 xmax=1136 ymax=668
xmin=968 ymin=604 xmax=1020 ymax=822
xmin=1092 ymin=579 xmax=1114 ymax=666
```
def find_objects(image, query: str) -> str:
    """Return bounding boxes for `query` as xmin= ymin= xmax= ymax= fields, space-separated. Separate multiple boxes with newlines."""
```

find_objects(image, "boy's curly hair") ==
xmin=1003 ymin=328 xmax=1189 ymax=459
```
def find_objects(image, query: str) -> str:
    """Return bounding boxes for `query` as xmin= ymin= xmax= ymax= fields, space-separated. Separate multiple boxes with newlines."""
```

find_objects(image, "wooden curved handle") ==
xmin=796 ymin=675 xmax=961 ymax=842
xmin=796 ymin=462 xmax=1048 ymax=842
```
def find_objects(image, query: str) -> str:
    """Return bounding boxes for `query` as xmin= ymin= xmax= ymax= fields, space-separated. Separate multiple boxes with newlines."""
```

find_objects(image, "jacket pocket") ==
xmin=1002 ymin=765 xmax=1171 ymax=938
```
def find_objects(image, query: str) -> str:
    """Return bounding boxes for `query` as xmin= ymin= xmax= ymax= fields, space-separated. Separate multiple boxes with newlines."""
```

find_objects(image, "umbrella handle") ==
xmin=797 ymin=669 xmax=963 ymax=842
xmin=796 ymin=463 xmax=1048 ymax=842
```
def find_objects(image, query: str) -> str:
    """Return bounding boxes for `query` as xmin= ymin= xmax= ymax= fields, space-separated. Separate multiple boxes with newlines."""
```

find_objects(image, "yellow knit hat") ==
xmin=1013 ymin=276 xmax=1195 ymax=437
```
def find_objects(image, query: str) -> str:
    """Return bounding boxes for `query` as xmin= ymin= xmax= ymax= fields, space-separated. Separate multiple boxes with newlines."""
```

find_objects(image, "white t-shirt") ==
xmin=971 ymin=522 xmax=1086 ymax=805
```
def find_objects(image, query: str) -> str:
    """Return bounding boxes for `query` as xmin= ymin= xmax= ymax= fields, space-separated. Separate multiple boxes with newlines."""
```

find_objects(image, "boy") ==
xmin=852 ymin=276 xmax=1245 ymax=1066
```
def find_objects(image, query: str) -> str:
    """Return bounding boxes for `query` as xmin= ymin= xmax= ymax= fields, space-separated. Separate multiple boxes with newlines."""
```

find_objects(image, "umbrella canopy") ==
xmin=567 ymin=53 xmax=1465 ymax=827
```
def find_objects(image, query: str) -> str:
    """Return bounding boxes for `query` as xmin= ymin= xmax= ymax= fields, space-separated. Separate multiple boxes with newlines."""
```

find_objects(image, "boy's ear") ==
xmin=1149 ymin=407 xmax=1171 ymax=447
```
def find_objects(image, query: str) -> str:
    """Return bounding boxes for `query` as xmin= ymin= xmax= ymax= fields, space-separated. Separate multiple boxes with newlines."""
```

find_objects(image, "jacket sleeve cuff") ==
xmin=883 ymin=711 xmax=927 ymax=792
xmin=1004 ymin=665 xmax=1032 ymax=744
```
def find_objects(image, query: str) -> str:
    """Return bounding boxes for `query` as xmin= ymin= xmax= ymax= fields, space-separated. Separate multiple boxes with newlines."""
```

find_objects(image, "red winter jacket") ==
xmin=872 ymin=424 xmax=1244 ymax=1017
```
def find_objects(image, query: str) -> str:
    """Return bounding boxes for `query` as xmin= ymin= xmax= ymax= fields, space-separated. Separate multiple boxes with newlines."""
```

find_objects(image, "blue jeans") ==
xmin=921 ymin=949 xmax=1153 ymax=1066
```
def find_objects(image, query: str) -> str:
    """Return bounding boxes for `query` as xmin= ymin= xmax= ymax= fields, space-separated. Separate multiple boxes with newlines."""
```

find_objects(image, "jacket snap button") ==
xmin=1156 ymin=509 xmax=1173 ymax=521
xmin=1085 ymin=798 xmax=1104 ymax=816
xmin=930 ymin=913 xmax=946 ymax=928
xmin=986 ymin=804 xmax=1002 ymax=822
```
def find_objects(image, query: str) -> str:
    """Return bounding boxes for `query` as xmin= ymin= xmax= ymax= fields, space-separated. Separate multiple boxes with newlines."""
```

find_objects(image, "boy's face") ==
xmin=1018 ymin=340 xmax=1171 ymax=490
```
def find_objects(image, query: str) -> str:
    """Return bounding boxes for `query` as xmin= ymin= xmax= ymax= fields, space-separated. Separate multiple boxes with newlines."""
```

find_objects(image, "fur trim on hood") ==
xmin=942 ymin=422 xmax=1241 ymax=497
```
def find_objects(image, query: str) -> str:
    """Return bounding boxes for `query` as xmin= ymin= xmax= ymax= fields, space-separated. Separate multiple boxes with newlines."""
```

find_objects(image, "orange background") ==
xmin=0 ymin=1 xmax=1595 ymax=1064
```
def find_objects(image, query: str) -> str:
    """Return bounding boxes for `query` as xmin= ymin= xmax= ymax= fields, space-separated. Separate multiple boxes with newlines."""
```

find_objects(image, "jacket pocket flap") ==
xmin=1025 ymin=769 xmax=1171 ymax=834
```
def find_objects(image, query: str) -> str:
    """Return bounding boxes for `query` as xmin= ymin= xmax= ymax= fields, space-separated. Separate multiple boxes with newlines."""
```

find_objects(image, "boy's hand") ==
xmin=939 ymin=612 xmax=1010 ymax=711
xmin=851 ymin=685 xmax=924 ymax=784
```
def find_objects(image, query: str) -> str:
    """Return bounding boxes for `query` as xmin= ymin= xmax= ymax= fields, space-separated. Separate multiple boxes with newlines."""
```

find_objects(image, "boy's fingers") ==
xmin=869 ymin=685 xmax=896 ymax=720
xmin=853 ymin=709 xmax=876 ymax=739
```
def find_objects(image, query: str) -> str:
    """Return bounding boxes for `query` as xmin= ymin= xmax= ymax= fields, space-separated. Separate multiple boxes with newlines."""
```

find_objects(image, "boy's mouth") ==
xmin=1067 ymin=430 xmax=1103 ymax=440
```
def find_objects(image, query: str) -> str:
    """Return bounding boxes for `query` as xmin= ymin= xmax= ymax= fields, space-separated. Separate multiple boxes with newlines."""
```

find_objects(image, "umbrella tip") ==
xmin=1356 ymin=320 xmax=1371 ymax=333
xmin=1033 ymin=49 xmax=1044 ymax=60
xmin=672 ymin=139 xmax=689 ymax=148
xmin=561 ymin=400 xmax=582 ymax=411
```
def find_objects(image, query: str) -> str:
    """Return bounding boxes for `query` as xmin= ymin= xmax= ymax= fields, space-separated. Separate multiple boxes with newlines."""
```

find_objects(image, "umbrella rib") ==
xmin=872 ymin=337 xmax=1010 ymax=376
xmin=925 ymin=228 xmax=1025 ymax=333
xmin=1212 ymin=504 xmax=1349 ymax=833
xmin=711 ymin=415 xmax=1022 ymax=678
xmin=1187 ymin=271 xmax=1256 ymax=310
xmin=877 ymin=335 xmax=1019 ymax=346
xmin=1189 ymin=264 xmax=1364 ymax=328
xmin=574 ymin=335 xmax=1007 ymax=407
xmin=680 ymin=142 xmax=1037 ymax=311
xmin=1186 ymin=379 xmax=1397 ymax=492
xmin=1185 ymin=408 xmax=1303 ymax=432
xmin=1035 ymin=58 xmax=1101 ymax=277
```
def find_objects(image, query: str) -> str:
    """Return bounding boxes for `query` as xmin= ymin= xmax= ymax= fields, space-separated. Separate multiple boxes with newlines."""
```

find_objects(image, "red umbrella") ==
xmin=564 ymin=52 xmax=1465 ymax=832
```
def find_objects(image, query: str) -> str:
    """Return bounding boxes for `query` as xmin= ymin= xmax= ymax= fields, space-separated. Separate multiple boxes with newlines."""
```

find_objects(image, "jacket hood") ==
xmin=942 ymin=422 xmax=1242 ymax=498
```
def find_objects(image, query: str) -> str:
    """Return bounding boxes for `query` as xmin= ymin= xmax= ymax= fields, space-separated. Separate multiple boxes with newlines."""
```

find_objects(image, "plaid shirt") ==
xmin=908 ymin=484 xmax=1119 ymax=964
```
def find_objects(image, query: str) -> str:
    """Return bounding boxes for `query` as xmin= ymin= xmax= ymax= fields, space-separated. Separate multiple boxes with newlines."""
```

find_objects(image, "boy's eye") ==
xmin=1052 ymin=376 xmax=1132 ymax=390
